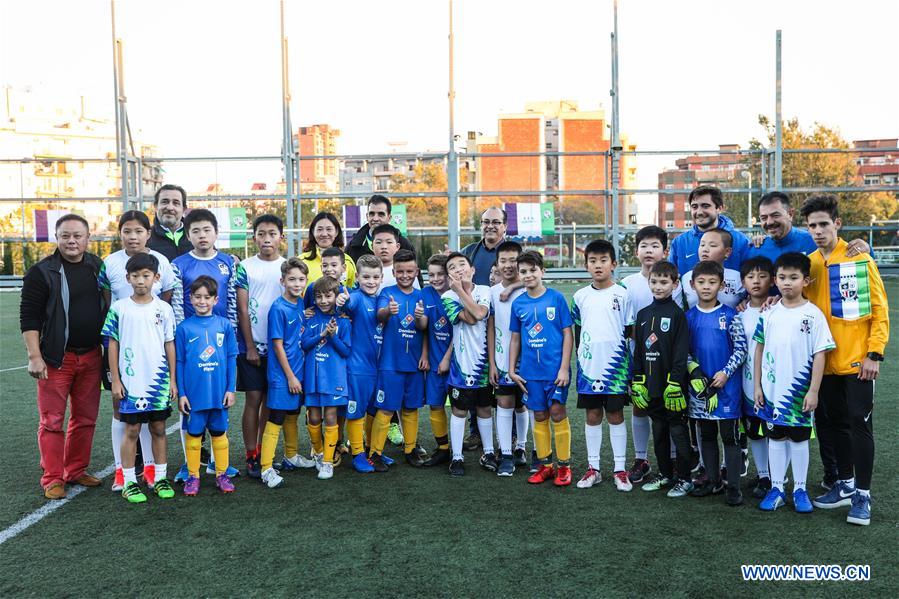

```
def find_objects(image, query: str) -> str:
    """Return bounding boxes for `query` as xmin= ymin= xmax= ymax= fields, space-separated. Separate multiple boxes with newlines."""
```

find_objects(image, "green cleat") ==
xmin=641 ymin=474 xmax=671 ymax=492
xmin=122 ymin=481 xmax=147 ymax=504
xmin=153 ymin=478 xmax=175 ymax=499
xmin=387 ymin=423 xmax=404 ymax=446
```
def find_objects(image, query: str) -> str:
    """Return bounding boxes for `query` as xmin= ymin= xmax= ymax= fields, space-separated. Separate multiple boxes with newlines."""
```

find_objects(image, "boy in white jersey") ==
xmin=235 ymin=215 xmax=291 ymax=478
xmin=754 ymin=252 xmax=835 ymax=513
xmin=488 ymin=241 xmax=529 ymax=476
xmin=681 ymin=228 xmax=743 ymax=310
xmin=571 ymin=240 xmax=636 ymax=491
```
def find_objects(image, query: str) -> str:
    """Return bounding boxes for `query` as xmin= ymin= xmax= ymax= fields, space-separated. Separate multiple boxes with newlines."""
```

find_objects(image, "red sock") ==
xmin=246 ymin=448 xmax=258 ymax=460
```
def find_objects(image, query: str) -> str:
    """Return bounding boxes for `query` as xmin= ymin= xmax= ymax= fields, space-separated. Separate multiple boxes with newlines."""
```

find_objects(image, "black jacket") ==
xmin=20 ymin=250 xmax=106 ymax=368
xmin=345 ymin=224 xmax=415 ymax=264
xmin=148 ymin=219 xmax=193 ymax=262
xmin=632 ymin=296 xmax=689 ymax=398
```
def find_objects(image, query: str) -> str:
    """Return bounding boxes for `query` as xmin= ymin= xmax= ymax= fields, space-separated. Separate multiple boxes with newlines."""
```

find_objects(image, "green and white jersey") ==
xmin=102 ymin=296 xmax=175 ymax=413
xmin=571 ymin=283 xmax=635 ymax=395
xmin=98 ymin=249 xmax=176 ymax=303
xmin=490 ymin=283 xmax=525 ymax=385
xmin=442 ymin=285 xmax=491 ymax=389
xmin=235 ymin=255 xmax=285 ymax=355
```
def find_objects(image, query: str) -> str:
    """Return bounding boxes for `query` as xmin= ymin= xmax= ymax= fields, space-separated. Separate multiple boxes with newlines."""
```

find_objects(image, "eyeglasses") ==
xmin=481 ymin=219 xmax=504 ymax=227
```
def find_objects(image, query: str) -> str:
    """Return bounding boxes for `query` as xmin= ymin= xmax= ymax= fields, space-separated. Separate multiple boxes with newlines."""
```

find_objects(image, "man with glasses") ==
xmin=462 ymin=207 xmax=508 ymax=286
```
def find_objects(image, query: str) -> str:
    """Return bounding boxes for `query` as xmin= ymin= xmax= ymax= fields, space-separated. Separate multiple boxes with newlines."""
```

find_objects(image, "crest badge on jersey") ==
xmin=216 ymin=332 xmax=224 ymax=347
xmin=718 ymin=314 xmax=727 ymax=330
xmin=546 ymin=307 xmax=556 ymax=321
xmin=800 ymin=317 xmax=811 ymax=335
xmin=660 ymin=317 xmax=670 ymax=332
xmin=218 ymin=262 xmax=229 ymax=276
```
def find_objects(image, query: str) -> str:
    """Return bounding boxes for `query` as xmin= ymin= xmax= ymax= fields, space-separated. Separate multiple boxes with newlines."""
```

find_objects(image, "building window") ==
xmin=665 ymin=201 xmax=674 ymax=211
xmin=864 ymin=174 xmax=881 ymax=185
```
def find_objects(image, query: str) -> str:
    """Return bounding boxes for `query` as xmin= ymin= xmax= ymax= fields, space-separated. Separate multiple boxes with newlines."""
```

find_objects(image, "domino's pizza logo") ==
xmin=645 ymin=332 xmax=658 ymax=349
xmin=435 ymin=316 xmax=448 ymax=330
xmin=528 ymin=322 xmax=543 ymax=338
xmin=401 ymin=314 xmax=414 ymax=328
xmin=200 ymin=345 xmax=215 ymax=361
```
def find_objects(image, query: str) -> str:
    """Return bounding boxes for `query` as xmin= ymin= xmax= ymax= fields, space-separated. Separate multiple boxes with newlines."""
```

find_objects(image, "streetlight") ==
xmin=741 ymin=170 xmax=752 ymax=228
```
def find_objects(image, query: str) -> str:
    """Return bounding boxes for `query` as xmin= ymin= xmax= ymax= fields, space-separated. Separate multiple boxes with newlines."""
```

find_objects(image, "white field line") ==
xmin=0 ymin=365 xmax=27 ymax=373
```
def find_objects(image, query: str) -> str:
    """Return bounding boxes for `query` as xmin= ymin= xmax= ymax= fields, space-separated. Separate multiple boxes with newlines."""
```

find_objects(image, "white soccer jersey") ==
xmin=98 ymin=249 xmax=176 ymax=302
xmin=741 ymin=305 xmax=762 ymax=403
xmin=754 ymin=301 xmax=835 ymax=427
xmin=681 ymin=267 xmax=743 ymax=310
xmin=570 ymin=283 xmax=635 ymax=395
xmin=490 ymin=283 xmax=526 ymax=385
xmin=235 ymin=255 xmax=285 ymax=355
xmin=442 ymin=285 xmax=491 ymax=389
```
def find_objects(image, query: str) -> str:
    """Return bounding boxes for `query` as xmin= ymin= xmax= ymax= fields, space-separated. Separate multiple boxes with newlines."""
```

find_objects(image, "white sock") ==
xmin=788 ymin=440 xmax=808 ymax=491
xmin=123 ymin=467 xmax=137 ymax=485
xmin=694 ymin=421 xmax=705 ymax=468
xmin=496 ymin=407 xmax=514 ymax=455
xmin=477 ymin=416 xmax=495 ymax=454
xmin=750 ymin=438 xmax=769 ymax=478
xmin=179 ymin=413 xmax=188 ymax=460
xmin=840 ymin=477 xmax=856 ymax=489
xmin=514 ymin=410 xmax=529 ymax=450
xmin=155 ymin=463 xmax=167 ymax=483
xmin=450 ymin=415 xmax=466 ymax=460
xmin=609 ymin=422 xmax=628 ymax=472
xmin=585 ymin=423 xmax=602 ymax=470
xmin=631 ymin=415 xmax=650 ymax=460
xmin=768 ymin=438 xmax=788 ymax=491
xmin=138 ymin=425 xmax=155 ymax=466
xmin=111 ymin=418 xmax=125 ymax=468
xmin=857 ymin=488 xmax=870 ymax=497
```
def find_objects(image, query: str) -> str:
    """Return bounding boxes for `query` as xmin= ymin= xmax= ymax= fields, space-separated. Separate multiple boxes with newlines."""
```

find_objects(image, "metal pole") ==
xmin=609 ymin=0 xmax=621 ymax=257
xmin=774 ymin=29 xmax=782 ymax=188
xmin=446 ymin=0 xmax=460 ymax=250
xmin=110 ymin=0 xmax=127 ymax=212
xmin=280 ymin=0 xmax=296 ymax=256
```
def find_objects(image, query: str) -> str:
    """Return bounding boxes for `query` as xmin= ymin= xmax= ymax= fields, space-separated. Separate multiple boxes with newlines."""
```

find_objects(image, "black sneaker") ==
xmin=369 ymin=453 xmax=389 ymax=473
xmin=690 ymin=480 xmax=717 ymax=497
xmin=423 ymin=448 xmax=451 ymax=467
xmin=726 ymin=485 xmax=744 ymax=506
xmin=752 ymin=476 xmax=771 ymax=499
xmin=246 ymin=456 xmax=261 ymax=479
xmin=513 ymin=448 xmax=527 ymax=467
xmin=449 ymin=459 xmax=465 ymax=477
xmin=412 ymin=444 xmax=428 ymax=459
xmin=463 ymin=433 xmax=481 ymax=452
xmin=404 ymin=450 xmax=426 ymax=467
xmin=627 ymin=459 xmax=651 ymax=484
xmin=479 ymin=452 xmax=499 ymax=472
xmin=740 ymin=449 xmax=750 ymax=477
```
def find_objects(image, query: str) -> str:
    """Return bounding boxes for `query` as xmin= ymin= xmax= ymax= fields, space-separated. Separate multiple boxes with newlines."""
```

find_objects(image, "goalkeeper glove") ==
xmin=630 ymin=375 xmax=649 ymax=409
xmin=663 ymin=375 xmax=686 ymax=412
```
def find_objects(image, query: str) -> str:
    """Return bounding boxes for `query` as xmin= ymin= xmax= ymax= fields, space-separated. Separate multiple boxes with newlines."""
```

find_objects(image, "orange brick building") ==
xmin=295 ymin=124 xmax=340 ymax=193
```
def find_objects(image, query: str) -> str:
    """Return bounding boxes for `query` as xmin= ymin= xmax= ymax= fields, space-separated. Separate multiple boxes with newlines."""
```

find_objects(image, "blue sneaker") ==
xmin=381 ymin=454 xmax=395 ymax=467
xmin=352 ymin=453 xmax=375 ymax=473
xmin=497 ymin=455 xmax=515 ymax=477
xmin=813 ymin=480 xmax=855 ymax=509
xmin=846 ymin=493 xmax=871 ymax=526
xmin=793 ymin=489 xmax=813 ymax=513
xmin=174 ymin=463 xmax=189 ymax=483
xmin=759 ymin=488 xmax=786 ymax=511
xmin=206 ymin=462 xmax=241 ymax=477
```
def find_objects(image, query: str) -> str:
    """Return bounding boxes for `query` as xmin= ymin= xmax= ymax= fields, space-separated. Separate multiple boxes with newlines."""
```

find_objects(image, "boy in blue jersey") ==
xmin=508 ymin=251 xmax=574 ymax=487
xmin=372 ymin=250 xmax=428 ymax=470
xmin=301 ymin=276 xmax=352 ymax=480
xmin=176 ymin=276 xmax=239 ymax=496
xmin=686 ymin=260 xmax=748 ymax=505
xmin=258 ymin=258 xmax=308 ymax=489
xmin=304 ymin=247 xmax=348 ymax=309
xmin=338 ymin=255 xmax=383 ymax=473
xmin=571 ymin=240 xmax=636 ymax=492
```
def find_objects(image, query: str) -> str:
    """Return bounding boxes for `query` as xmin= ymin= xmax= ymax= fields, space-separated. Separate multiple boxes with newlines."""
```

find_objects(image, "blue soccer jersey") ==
xmin=686 ymin=303 xmax=747 ymax=420
xmin=301 ymin=309 xmax=351 ymax=396
xmin=266 ymin=296 xmax=305 ymax=386
xmin=171 ymin=251 xmax=238 ymax=326
xmin=422 ymin=285 xmax=452 ymax=373
xmin=509 ymin=288 xmax=574 ymax=382
xmin=344 ymin=289 xmax=383 ymax=376
xmin=377 ymin=285 xmax=425 ymax=373
xmin=175 ymin=314 xmax=238 ymax=412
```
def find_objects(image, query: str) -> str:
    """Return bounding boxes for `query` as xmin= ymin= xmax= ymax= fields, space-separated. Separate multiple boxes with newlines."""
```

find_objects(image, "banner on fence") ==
xmin=343 ymin=205 xmax=363 ymax=230
xmin=390 ymin=205 xmax=408 ymax=236
xmin=209 ymin=207 xmax=247 ymax=249
xmin=33 ymin=210 xmax=71 ymax=242
xmin=504 ymin=202 xmax=555 ymax=237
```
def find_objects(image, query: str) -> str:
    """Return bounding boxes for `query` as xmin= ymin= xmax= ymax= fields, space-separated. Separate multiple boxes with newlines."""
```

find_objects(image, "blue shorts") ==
xmin=185 ymin=408 xmax=228 ymax=436
xmin=425 ymin=371 xmax=449 ymax=407
xmin=267 ymin=385 xmax=303 ymax=411
xmin=374 ymin=370 xmax=425 ymax=412
xmin=347 ymin=374 xmax=377 ymax=420
xmin=305 ymin=392 xmax=349 ymax=408
xmin=522 ymin=380 xmax=568 ymax=412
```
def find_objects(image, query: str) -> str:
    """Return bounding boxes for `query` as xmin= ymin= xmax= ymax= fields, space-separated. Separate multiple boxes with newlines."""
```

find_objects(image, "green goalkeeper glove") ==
xmin=686 ymin=360 xmax=718 ymax=413
xmin=663 ymin=375 xmax=686 ymax=412
xmin=630 ymin=375 xmax=649 ymax=409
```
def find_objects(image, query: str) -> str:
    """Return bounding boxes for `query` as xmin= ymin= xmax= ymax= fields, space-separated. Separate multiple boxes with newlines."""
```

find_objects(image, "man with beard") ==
xmin=346 ymin=194 xmax=416 ymax=263
xmin=668 ymin=186 xmax=750 ymax=276
xmin=148 ymin=184 xmax=193 ymax=261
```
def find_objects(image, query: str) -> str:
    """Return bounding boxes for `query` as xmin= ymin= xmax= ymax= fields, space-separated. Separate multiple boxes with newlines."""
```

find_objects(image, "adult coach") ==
xmin=800 ymin=195 xmax=889 ymax=526
xmin=668 ymin=185 xmax=750 ymax=274
xmin=148 ymin=184 xmax=192 ymax=261
xmin=461 ymin=207 xmax=507 ymax=286
xmin=20 ymin=214 xmax=107 ymax=499
xmin=302 ymin=211 xmax=357 ymax=287
xmin=346 ymin=194 xmax=415 ymax=263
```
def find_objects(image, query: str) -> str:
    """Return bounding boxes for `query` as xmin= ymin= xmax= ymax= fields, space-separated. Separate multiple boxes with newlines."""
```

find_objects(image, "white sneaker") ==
xmin=260 ymin=467 xmax=283 ymax=489
xmin=284 ymin=454 xmax=317 ymax=469
xmin=576 ymin=466 xmax=601 ymax=489
xmin=318 ymin=462 xmax=334 ymax=480
xmin=313 ymin=453 xmax=324 ymax=472
xmin=614 ymin=470 xmax=633 ymax=492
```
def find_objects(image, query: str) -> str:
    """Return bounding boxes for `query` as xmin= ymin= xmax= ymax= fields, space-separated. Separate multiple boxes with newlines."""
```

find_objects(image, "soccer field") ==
xmin=0 ymin=283 xmax=896 ymax=598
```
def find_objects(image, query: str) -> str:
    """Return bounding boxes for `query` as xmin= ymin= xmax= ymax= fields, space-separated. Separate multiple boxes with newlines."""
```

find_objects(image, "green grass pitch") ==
xmin=0 ymin=282 xmax=897 ymax=597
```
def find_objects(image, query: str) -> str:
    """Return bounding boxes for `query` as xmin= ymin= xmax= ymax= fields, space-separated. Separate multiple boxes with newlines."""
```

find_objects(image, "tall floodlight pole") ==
xmin=447 ymin=0 xmax=460 ymax=250
xmin=281 ymin=0 xmax=296 ymax=256
xmin=609 ymin=0 xmax=621 ymax=258
xmin=774 ymin=29 xmax=782 ymax=188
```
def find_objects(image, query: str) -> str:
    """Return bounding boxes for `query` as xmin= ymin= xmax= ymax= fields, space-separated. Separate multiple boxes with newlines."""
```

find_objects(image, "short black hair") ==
xmin=125 ymin=252 xmax=159 ymax=274
xmin=55 ymin=213 xmax=89 ymax=231
xmin=393 ymin=249 xmax=416 ymax=265
xmin=445 ymin=251 xmax=472 ymax=268
xmin=321 ymin=247 xmax=345 ymax=261
xmin=184 ymin=208 xmax=218 ymax=232
xmin=367 ymin=194 xmax=392 ymax=214
xmin=758 ymin=191 xmax=791 ymax=209
xmin=692 ymin=259 xmax=724 ymax=282
xmin=190 ymin=275 xmax=218 ymax=296
xmin=740 ymin=256 xmax=775 ymax=280
xmin=517 ymin=250 xmax=544 ymax=270
xmin=253 ymin=214 xmax=283 ymax=233
xmin=649 ymin=260 xmax=679 ymax=282
xmin=371 ymin=223 xmax=400 ymax=242
xmin=154 ymin=183 xmax=187 ymax=207
xmin=774 ymin=252 xmax=811 ymax=278
xmin=584 ymin=239 xmax=616 ymax=262
xmin=702 ymin=227 xmax=733 ymax=248
xmin=635 ymin=225 xmax=668 ymax=250
xmin=495 ymin=240 xmax=523 ymax=259
xmin=688 ymin=185 xmax=724 ymax=208
xmin=118 ymin=210 xmax=151 ymax=231
xmin=800 ymin=195 xmax=839 ymax=221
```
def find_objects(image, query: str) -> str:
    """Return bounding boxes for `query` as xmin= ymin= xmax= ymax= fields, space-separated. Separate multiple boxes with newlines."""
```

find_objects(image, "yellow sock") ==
xmin=186 ymin=434 xmax=203 ymax=477
xmin=364 ymin=414 xmax=374 ymax=450
xmin=533 ymin=418 xmax=552 ymax=461
xmin=211 ymin=433 xmax=230 ymax=476
xmin=370 ymin=411 xmax=392 ymax=455
xmin=347 ymin=418 xmax=365 ymax=455
xmin=260 ymin=422 xmax=282 ymax=471
xmin=553 ymin=417 xmax=571 ymax=463
xmin=307 ymin=422 xmax=323 ymax=455
xmin=323 ymin=424 xmax=339 ymax=464
xmin=283 ymin=413 xmax=299 ymax=458
xmin=429 ymin=408 xmax=449 ymax=449
xmin=401 ymin=409 xmax=419 ymax=454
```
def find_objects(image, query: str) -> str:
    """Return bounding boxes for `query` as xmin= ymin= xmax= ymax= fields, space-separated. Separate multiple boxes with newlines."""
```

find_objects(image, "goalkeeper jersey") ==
xmin=685 ymin=303 xmax=747 ymax=420
xmin=509 ymin=288 xmax=573 ymax=383
xmin=98 ymin=249 xmax=177 ymax=302
xmin=234 ymin=255 xmax=284 ymax=355
xmin=570 ymin=283 xmax=634 ymax=395
xmin=175 ymin=314 xmax=238 ymax=412
xmin=632 ymin=296 xmax=689 ymax=399
xmin=442 ymin=285 xmax=491 ymax=389
xmin=490 ymin=283 xmax=525 ymax=385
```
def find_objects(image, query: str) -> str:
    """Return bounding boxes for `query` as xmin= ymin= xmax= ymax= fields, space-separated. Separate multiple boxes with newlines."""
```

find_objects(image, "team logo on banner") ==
xmin=546 ymin=307 xmax=556 ymax=321
xmin=660 ymin=317 xmax=670 ymax=332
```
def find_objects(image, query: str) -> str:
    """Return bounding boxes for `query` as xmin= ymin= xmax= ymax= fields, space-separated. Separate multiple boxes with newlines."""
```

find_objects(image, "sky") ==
xmin=1 ymin=0 xmax=898 ymax=205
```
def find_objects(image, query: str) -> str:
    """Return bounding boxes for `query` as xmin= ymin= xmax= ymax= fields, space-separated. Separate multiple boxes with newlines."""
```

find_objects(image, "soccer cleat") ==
xmin=154 ymin=479 xmax=175 ymax=499
xmin=183 ymin=476 xmax=200 ymax=496
xmin=759 ymin=488 xmax=786 ymax=511
xmin=554 ymin=465 xmax=572 ymax=487
xmin=281 ymin=454 xmax=317 ymax=471
xmin=846 ymin=493 xmax=871 ymax=526
xmin=216 ymin=474 xmax=235 ymax=493
xmin=752 ymin=476 xmax=772 ymax=499
xmin=352 ymin=453 xmax=375 ymax=473
xmin=318 ymin=463 xmax=334 ymax=480
xmin=821 ymin=471 xmax=838 ymax=491
xmin=380 ymin=454 xmax=395 ymax=466
xmin=627 ymin=459 xmax=651 ymax=484
xmin=174 ymin=464 xmax=189 ymax=484
xmin=513 ymin=448 xmax=528 ymax=467
xmin=313 ymin=453 xmax=324 ymax=472
xmin=812 ymin=481 xmax=855 ymax=509
xmin=369 ymin=453 xmax=389 ymax=473
xmin=642 ymin=474 xmax=671 ymax=492
xmin=405 ymin=451 xmax=426 ymax=468
xmin=246 ymin=456 xmax=261 ymax=479
xmin=793 ymin=489 xmax=813 ymax=513
xmin=576 ymin=466 xmax=601 ymax=489
xmin=614 ymin=470 xmax=633 ymax=492
xmin=667 ymin=479 xmax=694 ymax=498
xmin=412 ymin=444 xmax=428 ymax=459
xmin=463 ymin=433 xmax=481 ymax=452
xmin=260 ymin=468 xmax=284 ymax=489
xmin=112 ymin=467 xmax=125 ymax=492
xmin=334 ymin=442 xmax=349 ymax=467
xmin=205 ymin=463 xmax=241 ymax=477
xmin=423 ymin=448 xmax=451 ymax=467
xmin=449 ymin=459 xmax=465 ymax=477
xmin=725 ymin=485 xmax=743 ymax=506
xmin=691 ymin=465 xmax=708 ymax=486
xmin=740 ymin=449 xmax=750 ymax=477
xmin=527 ymin=464 xmax=556 ymax=485
xmin=529 ymin=450 xmax=541 ymax=474
xmin=497 ymin=455 xmax=515 ymax=477
xmin=387 ymin=423 xmax=404 ymax=446
xmin=479 ymin=452 xmax=499 ymax=472
xmin=690 ymin=480 xmax=716 ymax=497
xmin=122 ymin=481 xmax=147 ymax=504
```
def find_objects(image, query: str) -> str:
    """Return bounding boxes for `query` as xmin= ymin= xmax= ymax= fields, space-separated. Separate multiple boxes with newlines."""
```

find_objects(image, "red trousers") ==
xmin=36 ymin=348 xmax=102 ymax=488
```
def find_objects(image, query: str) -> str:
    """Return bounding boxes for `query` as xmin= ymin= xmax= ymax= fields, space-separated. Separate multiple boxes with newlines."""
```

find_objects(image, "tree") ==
xmin=388 ymin=162 xmax=450 ymax=227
